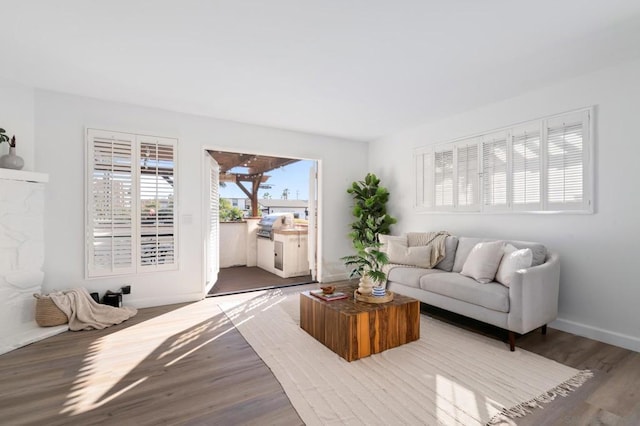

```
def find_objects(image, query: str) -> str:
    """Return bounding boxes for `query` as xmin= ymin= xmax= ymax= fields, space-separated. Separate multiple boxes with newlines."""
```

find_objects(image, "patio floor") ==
xmin=208 ymin=266 xmax=314 ymax=296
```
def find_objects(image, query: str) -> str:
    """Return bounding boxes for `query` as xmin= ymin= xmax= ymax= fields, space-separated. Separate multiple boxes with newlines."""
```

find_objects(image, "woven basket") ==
xmin=34 ymin=294 xmax=68 ymax=327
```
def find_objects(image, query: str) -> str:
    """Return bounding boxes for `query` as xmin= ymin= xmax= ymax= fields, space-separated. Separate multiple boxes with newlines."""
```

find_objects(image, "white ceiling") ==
xmin=2 ymin=1 xmax=640 ymax=141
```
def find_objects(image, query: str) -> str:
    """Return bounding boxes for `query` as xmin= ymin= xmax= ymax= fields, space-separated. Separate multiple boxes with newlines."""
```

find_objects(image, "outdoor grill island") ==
xmin=256 ymin=213 xmax=310 ymax=278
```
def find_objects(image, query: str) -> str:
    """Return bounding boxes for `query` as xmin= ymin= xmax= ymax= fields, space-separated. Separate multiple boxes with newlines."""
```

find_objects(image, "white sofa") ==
xmin=384 ymin=235 xmax=560 ymax=351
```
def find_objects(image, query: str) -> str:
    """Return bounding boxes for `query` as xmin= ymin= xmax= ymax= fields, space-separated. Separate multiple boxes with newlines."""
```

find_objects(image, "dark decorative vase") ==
xmin=0 ymin=147 xmax=24 ymax=170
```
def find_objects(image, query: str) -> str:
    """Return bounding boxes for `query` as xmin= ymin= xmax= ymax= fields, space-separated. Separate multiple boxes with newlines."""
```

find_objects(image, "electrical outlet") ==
xmin=121 ymin=285 xmax=131 ymax=294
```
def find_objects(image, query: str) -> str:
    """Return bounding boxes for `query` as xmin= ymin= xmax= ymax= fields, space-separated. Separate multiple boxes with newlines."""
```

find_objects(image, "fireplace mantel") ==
xmin=0 ymin=168 xmax=49 ymax=183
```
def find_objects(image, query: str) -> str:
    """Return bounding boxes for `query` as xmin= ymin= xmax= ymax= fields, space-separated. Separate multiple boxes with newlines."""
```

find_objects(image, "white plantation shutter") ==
xmin=139 ymin=136 xmax=177 ymax=271
xmin=86 ymin=129 xmax=178 ymax=277
xmin=208 ymin=155 xmax=220 ymax=284
xmin=482 ymin=132 xmax=508 ymax=209
xmin=87 ymin=129 xmax=136 ymax=277
xmin=434 ymin=148 xmax=454 ymax=208
xmin=414 ymin=107 xmax=592 ymax=213
xmin=456 ymin=142 xmax=479 ymax=210
xmin=511 ymin=125 xmax=542 ymax=209
xmin=546 ymin=110 xmax=590 ymax=210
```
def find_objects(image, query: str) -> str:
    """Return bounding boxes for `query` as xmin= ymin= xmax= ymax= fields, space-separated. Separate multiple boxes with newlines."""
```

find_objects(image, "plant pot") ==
xmin=357 ymin=274 xmax=374 ymax=295
xmin=0 ymin=147 xmax=24 ymax=170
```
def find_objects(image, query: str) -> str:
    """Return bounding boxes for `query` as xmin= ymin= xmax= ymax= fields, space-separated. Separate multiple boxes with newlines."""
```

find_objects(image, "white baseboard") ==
xmin=551 ymin=317 xmax=640 ymax=353
xmin=126 ymin=292 xmax=204 ymax=309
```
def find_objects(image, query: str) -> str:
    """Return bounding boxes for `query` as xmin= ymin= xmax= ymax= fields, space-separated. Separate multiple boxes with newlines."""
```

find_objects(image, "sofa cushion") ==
xmin=387 ymin=242 xmax=433 ymax=268
xmin=505 ymin=240 xmax=547 ymax=266
xmin=406 ymin=233 xmax=459 ymax=272
xmin=379 ymin=234 xmax=407 ymax=254
xmin=387 ymin=267 xmax=445 ymax=289
xmin=434 ymin=236 xmax=459 ymax=272
xmin=452 ymin=237 xmax=491 ymax=272
xmin=420 ymin=272 xmax=510 ymax=313
xmin=496 ymin=244 xmax=533 ymax=287
xmin=453 ymin=237 xmax=547 ymax=271
xmin=460 ymin=241 xmax=505 ymax=283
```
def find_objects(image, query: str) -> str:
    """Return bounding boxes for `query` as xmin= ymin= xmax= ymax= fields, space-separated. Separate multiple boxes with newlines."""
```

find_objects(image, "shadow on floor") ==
xmin=208 ymin=266 xmax=315 ymax=296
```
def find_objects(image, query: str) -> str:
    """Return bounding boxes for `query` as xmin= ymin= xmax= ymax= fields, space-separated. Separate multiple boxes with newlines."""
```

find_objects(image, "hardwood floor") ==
xmin=0 ymin=299 xmax=302 ymax=426
xmin=0 ymin=287 xmax=637 ymax=425
xmin=422 ymin=304 xmax=640 ymax=425
xmin=517 ymin=329 xmax=640 ymax=425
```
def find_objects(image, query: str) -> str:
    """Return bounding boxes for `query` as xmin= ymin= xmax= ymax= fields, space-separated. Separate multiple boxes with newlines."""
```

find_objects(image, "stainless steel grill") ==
xmin=257 ymin=213 xmax=294 ymax=239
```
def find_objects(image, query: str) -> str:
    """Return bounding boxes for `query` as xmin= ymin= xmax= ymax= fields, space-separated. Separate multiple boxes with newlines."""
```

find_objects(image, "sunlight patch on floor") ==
xmin=436 ymin=373 xmax=481 ymax=425
xmin=60 ymin=298 xmax=234 ymax=416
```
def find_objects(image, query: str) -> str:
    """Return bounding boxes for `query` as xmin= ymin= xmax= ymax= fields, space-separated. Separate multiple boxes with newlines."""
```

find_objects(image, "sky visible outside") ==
xmin=219 ymin=159 xmax=315 ymax=200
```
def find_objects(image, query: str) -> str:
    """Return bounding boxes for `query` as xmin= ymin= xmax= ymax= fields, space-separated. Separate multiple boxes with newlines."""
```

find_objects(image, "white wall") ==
xmin=34 ymin=90 xmax=366 ymax=308
xmin=219 ymin=222 xmax=248 ymax=268
xmin=369 ymin=59 xmax=640 ymax=352
xmin=0 ymin=78 xmax=35 ymax=170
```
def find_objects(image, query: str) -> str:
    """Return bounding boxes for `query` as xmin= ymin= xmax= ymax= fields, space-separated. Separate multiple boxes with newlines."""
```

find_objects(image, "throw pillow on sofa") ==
xmin=495 ymin=244 xmax=533 ymax=287
xmin=460 ymin=241 xmax=505 ymax=283
xmin=387 ymin=241 xmax=433 ymax=268
xmin=379 ymin=234 xmax=407 ymax=253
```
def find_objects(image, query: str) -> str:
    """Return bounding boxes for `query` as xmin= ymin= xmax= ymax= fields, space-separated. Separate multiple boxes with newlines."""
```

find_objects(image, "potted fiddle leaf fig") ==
xmin=341 ymin=173 xmax=397 ymax=293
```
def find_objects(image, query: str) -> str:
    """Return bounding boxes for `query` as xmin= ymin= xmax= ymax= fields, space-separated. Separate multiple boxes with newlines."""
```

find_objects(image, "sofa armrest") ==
xmin=507 ymin=250 xmax=560 ymax=334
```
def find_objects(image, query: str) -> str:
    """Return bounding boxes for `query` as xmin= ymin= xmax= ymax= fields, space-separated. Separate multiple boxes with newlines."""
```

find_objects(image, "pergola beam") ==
xmin=219 ymin=173 xmax=270 ymax=183
xmin=209 ymin=151 xmax=302 ymax=218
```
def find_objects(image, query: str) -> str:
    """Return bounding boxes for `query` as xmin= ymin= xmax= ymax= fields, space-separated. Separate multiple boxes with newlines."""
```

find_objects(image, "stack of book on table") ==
xmin=309 ymin=289 xmax=348 ymax=301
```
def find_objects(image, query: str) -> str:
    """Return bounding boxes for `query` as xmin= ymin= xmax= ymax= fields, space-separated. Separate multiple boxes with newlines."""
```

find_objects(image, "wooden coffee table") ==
xmin=299 ymin=286 xmax=420 ymax=362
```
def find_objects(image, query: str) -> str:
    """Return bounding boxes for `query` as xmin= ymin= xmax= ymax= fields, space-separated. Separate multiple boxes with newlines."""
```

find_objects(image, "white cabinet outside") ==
xmin=257 ymin=237 xmax=275 ymax=273
xmin=257 ymin=231 xmax=309 ymax=278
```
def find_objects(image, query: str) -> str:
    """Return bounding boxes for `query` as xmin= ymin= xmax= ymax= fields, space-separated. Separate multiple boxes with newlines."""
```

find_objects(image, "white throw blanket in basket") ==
xmin=49 ymin=288 xmax=137 ymax=331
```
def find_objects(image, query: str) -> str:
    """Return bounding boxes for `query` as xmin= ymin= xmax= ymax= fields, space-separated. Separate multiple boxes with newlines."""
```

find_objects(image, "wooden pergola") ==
xmin=209 ymin=151 xmax=299 ymax=217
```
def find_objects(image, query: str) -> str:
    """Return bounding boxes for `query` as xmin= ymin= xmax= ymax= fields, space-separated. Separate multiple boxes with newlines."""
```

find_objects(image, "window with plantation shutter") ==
xmin=139 ymin=136 xmax=177 ymax=271
xmin=481 ymin=132 xmax=508 ymax=209
xmin=87 ymin=130 xmax=136 ymax=276
xmin=511 ymin=125 xmax=541 ymax=209
xmin=86 ymin=129 xmax=178 ymax=277
xmin=546 ymin=110 xmax=590 ymax=210
xmin=456 ymin=142 xmax=479 ymax=209
xmin=414 ymin=107 xmax=592 ymax=214
xmin=434 ymin=149 xmax=453 ymax=208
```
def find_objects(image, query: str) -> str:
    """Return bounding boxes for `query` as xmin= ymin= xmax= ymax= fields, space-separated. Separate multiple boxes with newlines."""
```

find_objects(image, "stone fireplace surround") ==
xmin=0 ymin=169 xmax=66 ymax=355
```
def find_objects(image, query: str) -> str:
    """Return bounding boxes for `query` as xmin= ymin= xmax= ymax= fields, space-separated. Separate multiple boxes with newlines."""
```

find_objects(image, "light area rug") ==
xmin=218 ymin=289 xmax=591 ymax=426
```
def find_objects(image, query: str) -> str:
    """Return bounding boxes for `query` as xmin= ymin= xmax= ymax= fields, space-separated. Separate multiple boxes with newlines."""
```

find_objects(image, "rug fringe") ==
xmin=487 ymin=369 xmax=593 ymax=425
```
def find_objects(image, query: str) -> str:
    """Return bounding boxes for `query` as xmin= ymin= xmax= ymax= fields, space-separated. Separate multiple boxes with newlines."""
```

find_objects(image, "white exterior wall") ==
xmin=219 ymin=222 xmax=248 ymax=268
xmin=369 ymin=59 xmax=640 ymax=352
xmin=34 ymin=90 xmax=366 ymax=308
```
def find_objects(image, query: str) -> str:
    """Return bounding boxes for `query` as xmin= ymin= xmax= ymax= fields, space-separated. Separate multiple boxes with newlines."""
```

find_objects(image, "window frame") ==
xmin=86 ymin=128 xmax=179 ymax=278
xmin=414 ymin=107 xmax=594 ymax=214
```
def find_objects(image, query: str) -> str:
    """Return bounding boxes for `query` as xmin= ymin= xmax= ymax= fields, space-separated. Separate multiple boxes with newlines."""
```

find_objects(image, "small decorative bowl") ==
xmin=321 ymin=285 xmax=336 ymax=295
